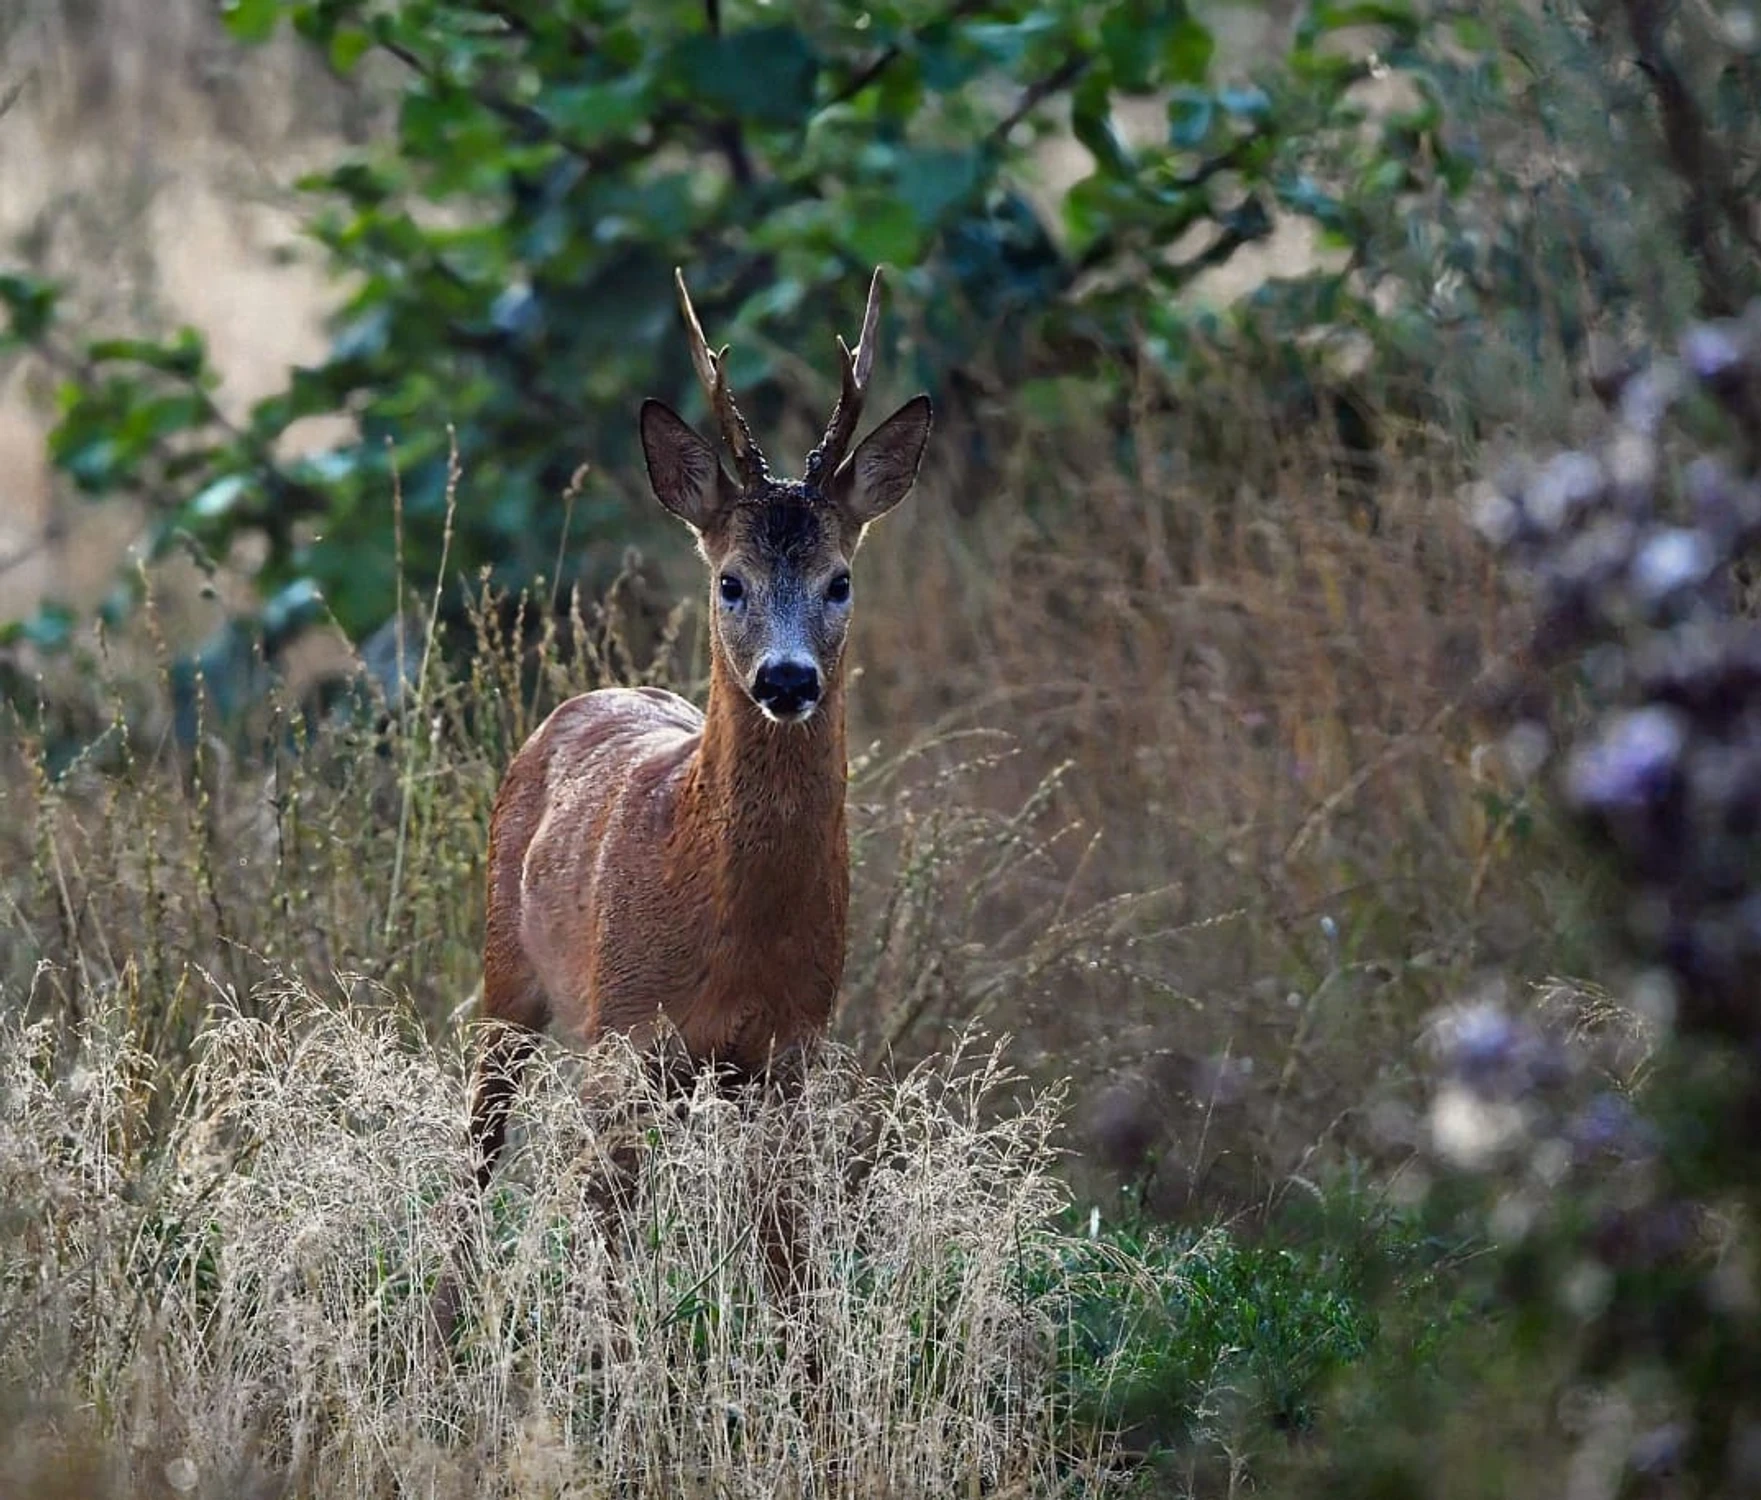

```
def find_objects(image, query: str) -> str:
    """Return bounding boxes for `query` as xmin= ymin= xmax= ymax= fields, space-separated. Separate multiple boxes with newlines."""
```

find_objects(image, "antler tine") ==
xmin=805 ymin=267 xmax=886 ymax=490
xmin=673 ymin=266 xmax=721 ymax=396
xmin=850 ymin=264 xmax=883 ymax=389
xmin=673 ymin=267 xmax=768 ymax=486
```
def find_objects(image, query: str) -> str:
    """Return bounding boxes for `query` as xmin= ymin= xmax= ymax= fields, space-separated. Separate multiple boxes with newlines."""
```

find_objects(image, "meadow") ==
xmin=5 ymin=0 xmax=1754 ymax=1494
xmin=0 ymin=461 xmax=1502 ymax=1492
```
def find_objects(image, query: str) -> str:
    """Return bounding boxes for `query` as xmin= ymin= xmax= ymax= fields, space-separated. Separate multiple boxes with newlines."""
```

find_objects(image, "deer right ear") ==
xmin=640 ymin=399 xmax=736 ymax=531
xmin=829 ymin=394 xmax=933 ymax=527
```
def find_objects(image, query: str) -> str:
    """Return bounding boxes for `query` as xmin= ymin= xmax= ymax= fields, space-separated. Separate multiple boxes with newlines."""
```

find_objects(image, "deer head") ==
xmin=639 ymin=268 xmax=933 ymax=724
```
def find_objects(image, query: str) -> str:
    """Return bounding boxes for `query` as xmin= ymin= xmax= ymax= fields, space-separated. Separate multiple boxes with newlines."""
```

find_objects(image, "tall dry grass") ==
xmin=2 ymin=510 xmax=1112 ymax=1499
xmin=0 ymin=978 xmax=1095 ymax=1497
xmin=0 ymin=403 xmax=1555 ymax=1485
xmin=1 ymin=362 xmax=1562 ymax=1200
xmin=846 ymin=385 xmax=1567 ymax=1210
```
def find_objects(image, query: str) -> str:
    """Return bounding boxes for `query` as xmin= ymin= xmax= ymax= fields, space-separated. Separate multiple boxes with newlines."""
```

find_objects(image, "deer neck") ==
xmin=685 ymin=644 xmax=849 ymax=889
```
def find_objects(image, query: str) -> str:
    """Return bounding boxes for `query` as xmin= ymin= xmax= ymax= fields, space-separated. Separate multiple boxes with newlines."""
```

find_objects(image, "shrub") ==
xmin=3 ymin=0 xmax=1521 ymax=681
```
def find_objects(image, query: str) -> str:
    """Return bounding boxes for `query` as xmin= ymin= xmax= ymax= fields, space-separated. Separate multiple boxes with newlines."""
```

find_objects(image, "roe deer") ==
xmin=468 ymin=266 xmax=933 ymax=1189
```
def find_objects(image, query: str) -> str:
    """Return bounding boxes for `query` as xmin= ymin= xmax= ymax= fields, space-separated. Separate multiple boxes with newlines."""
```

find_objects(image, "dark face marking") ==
xmin=750 ymin=499 xmax=828 ymax=566
xmin=641 ymin=402 xmax=924 ymax=725
xmin=704 ymin=490 xmax=854 ymax=724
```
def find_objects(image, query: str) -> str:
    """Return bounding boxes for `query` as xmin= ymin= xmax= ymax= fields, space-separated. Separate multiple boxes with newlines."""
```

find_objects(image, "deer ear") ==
xmin=640 ymin=399 xmax=737 ymax=531
xmin=829 ymin=394 xmax=933 ymax=527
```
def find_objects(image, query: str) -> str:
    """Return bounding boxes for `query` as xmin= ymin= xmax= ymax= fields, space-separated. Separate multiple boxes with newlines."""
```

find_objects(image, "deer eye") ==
xmin=826 ymin=571 xmax=852 ymax=604
xmin=719 ymin=574 xmax=745 ymax=605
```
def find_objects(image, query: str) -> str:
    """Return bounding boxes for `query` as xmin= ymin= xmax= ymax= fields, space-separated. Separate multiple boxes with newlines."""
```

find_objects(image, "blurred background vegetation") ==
xmin=4 ymin=0 xmax=1761 ymax=1494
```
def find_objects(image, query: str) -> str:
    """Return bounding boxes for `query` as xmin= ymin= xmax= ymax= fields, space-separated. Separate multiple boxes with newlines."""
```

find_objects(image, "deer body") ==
xmin=470 ymin=268 xmax=931 ymax=1187
xmin=484 ymin=670 xmax=849 ymax=1067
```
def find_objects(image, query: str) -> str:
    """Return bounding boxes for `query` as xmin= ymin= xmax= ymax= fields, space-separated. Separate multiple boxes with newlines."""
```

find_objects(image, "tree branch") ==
xmin=379 ymin=39 xmax=555 ymax=146
xmin=1172 ymin=131 xmax=1266 ymax=191
xmin=826 ymin=0 xmax=992 ymax=108
xmin=376 ymin=36 xmax=672 ymax=173
xmin=988 ymin=54 xmax=1092 ymax=147
xmin=828 ymin=43 xmax=904 ymax=107
xmin=32 ymin=331 xmax=328 ymax=531
xmin=701 ymin=0 xmax=754 ymax=188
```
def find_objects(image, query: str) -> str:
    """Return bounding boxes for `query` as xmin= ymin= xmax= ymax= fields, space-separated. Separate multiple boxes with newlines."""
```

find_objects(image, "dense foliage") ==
xmin=0 ymin=0 xmax=1524 ymax=669
xmin=7 ymin=0 xmax=1759 ymax=699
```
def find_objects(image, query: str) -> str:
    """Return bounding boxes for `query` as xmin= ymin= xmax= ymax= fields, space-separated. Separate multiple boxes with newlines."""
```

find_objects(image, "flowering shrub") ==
xmin=1442 ymin=299 xmax=1761 ymax=1494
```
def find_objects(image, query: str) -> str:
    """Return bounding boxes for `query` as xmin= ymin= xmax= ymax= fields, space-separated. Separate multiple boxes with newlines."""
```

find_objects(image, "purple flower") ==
xmin=1568 ymin=1092 xmax=1651 ymax=1161
xmin=1432 ymin=1002 xmax=1556 ymax=1094
xmin=1629 ymin=1422 xmax=1689 ymax=1477
xmin=1617 ymin=363 xmax=1682 ymax=435
xmin=1526 ymin=452 xmax=1605 ymax=533
xmin=1681 ymin=324 xmax=1747 ymax=390
xmin=1565 ymin=706 xmax=1688 ymax=815
xmin=1630 ymin=527 xmax=1715 ymax=604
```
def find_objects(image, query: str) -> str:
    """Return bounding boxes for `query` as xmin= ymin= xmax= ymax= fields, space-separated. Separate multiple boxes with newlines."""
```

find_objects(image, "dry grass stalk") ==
xmin=1 ymin=979 xmax=1107 ymax=1497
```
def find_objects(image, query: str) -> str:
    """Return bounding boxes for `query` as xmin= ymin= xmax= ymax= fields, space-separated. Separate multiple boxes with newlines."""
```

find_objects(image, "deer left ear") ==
xmin=829 ymin=394 xmax=933 ymax=527
xmin=640 ymin=398 xmax=737 ymax=532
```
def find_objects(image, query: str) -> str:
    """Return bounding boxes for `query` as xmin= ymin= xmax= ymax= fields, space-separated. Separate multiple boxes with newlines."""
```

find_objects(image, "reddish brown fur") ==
xmin=482 ymin=644 xmax=850 ymax=1069
xmin=468 ymin=268 xmax=930 ymax=1192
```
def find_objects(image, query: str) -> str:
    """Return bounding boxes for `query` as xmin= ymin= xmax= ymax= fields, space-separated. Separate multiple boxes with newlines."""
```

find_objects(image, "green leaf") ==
xmin=95 ymin=578 xmax=139 ymax=629
xmin=0 ymin=273 xmax=58 ymax=344
xmin=1162 ymin=14 xmax=1215 ymax=83
xmin=1219 ymin=85 xmax=1271 ymax=122
xmin=839 ymin=195 xmax=922 ymax=267
xmin=541 ymin=77 xmax=652 ymax=145
xmin=963 ymin=15 xmax=1063 ymax=69
xmin=1168 ymin=89 xmax=1214 ymax=149
xmin=896 ymin=148 xmax=981 ymax=231
xmin=288 ymin=449 xmax=364 ymax=488
xmin=917 ymin=33 xmax=983 ymax=92
xmin=1072 ymin=74 xmax=1132 ymax=178
xmin=262 ymin=578 xmax=325 ymax=640
xmin=133 ymin=391 xmax=210 ymax=443
xmin=221 ymin=0 xmax=281 ymax=44
xmin=1100 ymin=4 xmax=1213 ymax=91
xmin=332 ymin=306 xmax=392 ymax=363
xmin=1437 ymin=142 xmax=1477 ymax=197
xmin=249 ymin=365 xmax=353 ymax=440
xmin=87 ymin=327 xmax=208 ymax=379
xmin=1063 ymin=174 xmax=1139 ymax=257
xmin=1101 ymin=6 xmax=1160 ymax=92
xmin=1300 ymin=0 xmax=1421 ymax=48
xmin=21 ymin=602 xmax=76 ymax=651
xmin=1364 ymin=157 xmax=1410 ymax=195
xmin=1451 ymin=14 xmax=1495 ymax=51
xmin=328 ymin=25 xmax=372 ymax=74
xmin=1276 ymin=174 xmax=1350 ymax=235
xmin=669 ymin=27 xmax=819 ymax=129
xmin=57 ymin=433 xmax=121 ymax=490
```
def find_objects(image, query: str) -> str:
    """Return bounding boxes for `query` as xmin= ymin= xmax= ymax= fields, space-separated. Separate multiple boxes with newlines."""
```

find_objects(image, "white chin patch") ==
xmin=753 ymin=700 xmax=819 ymax=726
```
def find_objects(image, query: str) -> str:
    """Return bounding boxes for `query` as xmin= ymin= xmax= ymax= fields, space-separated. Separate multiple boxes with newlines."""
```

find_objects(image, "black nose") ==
xmin=752 ymin=659 xmax=821 ymax=717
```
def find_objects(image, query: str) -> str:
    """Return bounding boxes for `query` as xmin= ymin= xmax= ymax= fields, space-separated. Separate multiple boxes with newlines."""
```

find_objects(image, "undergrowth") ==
xmin=0 ymin=977 xmax=1462 ymax=1498
xmin=0 ymin=986 xmax=1086 ymax=1497
xmin=0 ymin=558 xmax=1474 ymax=1495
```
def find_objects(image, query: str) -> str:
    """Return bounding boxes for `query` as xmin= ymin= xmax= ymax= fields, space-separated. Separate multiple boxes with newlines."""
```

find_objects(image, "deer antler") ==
xmin=674 ymin=268 xmax=769 ymax=487
xmin=804 ymin=267 xmax=885 ymax=491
